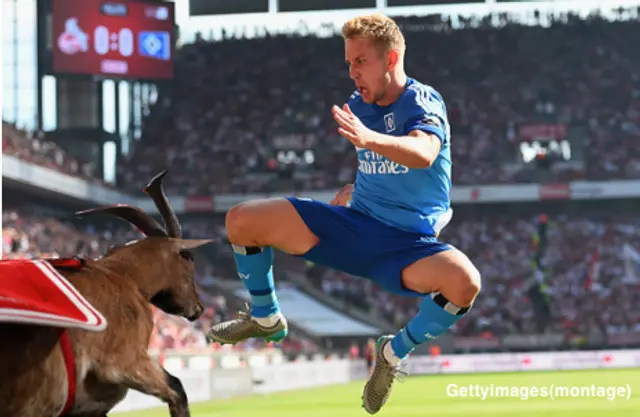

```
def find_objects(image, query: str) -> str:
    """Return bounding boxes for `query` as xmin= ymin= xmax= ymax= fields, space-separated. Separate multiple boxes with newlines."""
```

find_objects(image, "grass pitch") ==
xmin=114 ymin=368 xmax=640 ymax=417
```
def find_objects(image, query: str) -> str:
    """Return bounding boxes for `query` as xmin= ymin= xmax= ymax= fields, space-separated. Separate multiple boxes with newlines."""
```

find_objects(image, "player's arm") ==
xmin=365 ymin=130 xmax=441 ymax=169
xmin=333 ymin=87 xmax=448 ymax=169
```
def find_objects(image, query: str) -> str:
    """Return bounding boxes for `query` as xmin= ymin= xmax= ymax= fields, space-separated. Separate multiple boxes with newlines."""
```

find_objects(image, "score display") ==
xmin=51 ymin=0 xmax=175 ymax=79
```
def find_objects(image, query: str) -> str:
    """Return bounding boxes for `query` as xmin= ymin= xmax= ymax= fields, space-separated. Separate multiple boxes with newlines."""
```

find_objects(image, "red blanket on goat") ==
xmin=0 ymin=258 xmax=106 ymax=330
xmin=0 ymin=258 xmax=107 ymax=416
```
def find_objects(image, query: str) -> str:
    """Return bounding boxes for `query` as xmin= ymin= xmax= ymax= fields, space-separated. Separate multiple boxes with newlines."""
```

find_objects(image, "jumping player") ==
xmin=207 ymin=14 xmax=481 ymax=414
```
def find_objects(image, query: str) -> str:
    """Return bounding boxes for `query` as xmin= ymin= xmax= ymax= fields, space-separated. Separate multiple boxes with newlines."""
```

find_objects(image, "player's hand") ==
xmin=332 ymin=104 xmax=375 ymax=148
xmin=330 ymin=183 xmax=354 ymax=206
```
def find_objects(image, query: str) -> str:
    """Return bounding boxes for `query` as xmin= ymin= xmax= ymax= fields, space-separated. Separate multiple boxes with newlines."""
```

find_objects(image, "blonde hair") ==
xmin=341 ymin=14 xmax=406 ymax=56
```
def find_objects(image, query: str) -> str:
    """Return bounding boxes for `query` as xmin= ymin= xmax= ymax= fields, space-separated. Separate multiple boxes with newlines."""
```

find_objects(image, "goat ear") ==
xmin=177 ymin=239 xmax=215 ymax=250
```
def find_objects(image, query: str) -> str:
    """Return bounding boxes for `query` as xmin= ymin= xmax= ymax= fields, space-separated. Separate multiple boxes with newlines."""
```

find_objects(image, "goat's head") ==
xmin=75 ymin=170 xmax=212 ymax=321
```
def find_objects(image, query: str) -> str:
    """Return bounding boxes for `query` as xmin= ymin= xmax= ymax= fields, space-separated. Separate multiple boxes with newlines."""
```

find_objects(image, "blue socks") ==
xmin=390 ymin=293 xmax=469 ymax=359
xmin=231 ymin=245 xmax=280 ymax=318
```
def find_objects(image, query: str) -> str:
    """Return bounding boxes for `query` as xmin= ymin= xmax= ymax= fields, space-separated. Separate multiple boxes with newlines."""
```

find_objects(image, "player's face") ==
xmin=345 ymin=37 xmax=390 ymax=104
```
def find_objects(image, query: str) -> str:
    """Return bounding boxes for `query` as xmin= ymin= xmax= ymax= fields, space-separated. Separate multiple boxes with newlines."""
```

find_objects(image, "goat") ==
xmin=0 ymin=170 xmax=213 ymax=417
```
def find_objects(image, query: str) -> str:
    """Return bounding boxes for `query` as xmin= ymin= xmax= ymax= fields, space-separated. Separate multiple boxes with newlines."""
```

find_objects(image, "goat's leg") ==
xmin=115 ymin=358 xmax=190 ymax=417
xmin=163 ymin=368 xmax=190 ymax=416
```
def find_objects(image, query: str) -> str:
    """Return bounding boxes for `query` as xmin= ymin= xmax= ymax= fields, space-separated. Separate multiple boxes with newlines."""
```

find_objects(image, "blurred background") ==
xmin=2 ymin=0 xmax=640 ymax=415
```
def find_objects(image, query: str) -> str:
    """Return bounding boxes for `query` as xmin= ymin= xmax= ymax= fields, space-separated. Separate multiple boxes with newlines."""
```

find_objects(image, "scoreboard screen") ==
xmin=51 ymin=0 xmax=175 ymax=79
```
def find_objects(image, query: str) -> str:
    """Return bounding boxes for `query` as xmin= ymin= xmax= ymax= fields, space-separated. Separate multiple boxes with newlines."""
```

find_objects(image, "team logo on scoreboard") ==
xmin=138 ymin=31 xmax=171 ymax=61
xmin=58 ymin=18 xmax=89 ymax=55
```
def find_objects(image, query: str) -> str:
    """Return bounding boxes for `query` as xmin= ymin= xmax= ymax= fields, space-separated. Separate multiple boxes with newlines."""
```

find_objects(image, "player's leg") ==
xmin=206 ymin=198 xmax=319 ymax=345
xmin=207 ymin=197 xmax=371 ymax=346
xmin=389 ymin=248 xmax=481 ymax=359
xmin=362 ymin=244 xmax=481 ymax=414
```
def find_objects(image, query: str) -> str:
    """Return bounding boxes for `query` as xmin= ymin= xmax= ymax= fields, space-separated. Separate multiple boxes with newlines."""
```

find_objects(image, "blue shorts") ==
xmin=286 ymin=197 xmax=452 ymax=297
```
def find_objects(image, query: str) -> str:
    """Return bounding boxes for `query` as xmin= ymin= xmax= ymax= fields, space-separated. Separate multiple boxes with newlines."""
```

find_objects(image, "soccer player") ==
xmin=207 ymin=14 xmax=481 ymax=414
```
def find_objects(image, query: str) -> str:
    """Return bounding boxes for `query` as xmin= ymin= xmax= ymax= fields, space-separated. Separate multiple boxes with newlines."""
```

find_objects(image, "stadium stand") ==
xmin=3 ymin=122 xmax=100 ymax=182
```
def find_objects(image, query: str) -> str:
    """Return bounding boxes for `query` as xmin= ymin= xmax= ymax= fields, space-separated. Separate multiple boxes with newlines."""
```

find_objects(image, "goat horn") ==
xmin=75 ymin=205 xmax=168 ymax=238
xmin=143 ymin=171 xmax=182 ymax=238
xmin=143 ymin=170 xmax=182 ymax=238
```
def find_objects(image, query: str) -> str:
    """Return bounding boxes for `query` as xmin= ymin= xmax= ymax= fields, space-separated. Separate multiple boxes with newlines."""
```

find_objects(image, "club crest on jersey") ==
xmin=384 ymin=113 xmax=396 ymax=133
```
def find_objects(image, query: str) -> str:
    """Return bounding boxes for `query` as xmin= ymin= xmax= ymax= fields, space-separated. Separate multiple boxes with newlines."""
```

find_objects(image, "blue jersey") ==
xmin=348 ymin=77 xmax=453 ymax=236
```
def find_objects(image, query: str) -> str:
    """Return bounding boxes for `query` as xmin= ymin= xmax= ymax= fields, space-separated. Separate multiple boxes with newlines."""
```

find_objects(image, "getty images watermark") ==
xmin=447 ymin=383 xmax=632 ymax=401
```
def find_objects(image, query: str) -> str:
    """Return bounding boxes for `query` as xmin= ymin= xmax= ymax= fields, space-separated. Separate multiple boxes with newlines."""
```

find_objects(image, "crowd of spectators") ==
xmin=4 ymin=14 xmax=640 ymax=196
xmin=3 ymin=122 xmax=99 ymax=182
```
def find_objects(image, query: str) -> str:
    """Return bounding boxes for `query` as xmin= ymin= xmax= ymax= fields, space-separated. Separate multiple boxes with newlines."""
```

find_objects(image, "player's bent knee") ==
xmin=448 ymin=266 xmax=481 ymax=307
xmin=225 ymin=201 xmax=270 ymax=246
xmin=224 ymin=198 xmax=320 ymax=254
xmin=225 ymin=202 xmax=253 ymax=245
